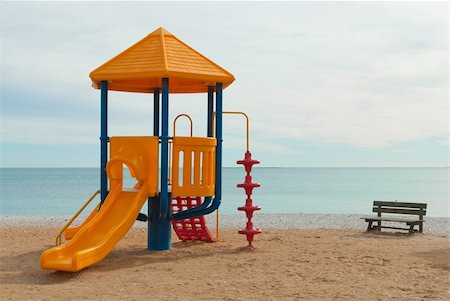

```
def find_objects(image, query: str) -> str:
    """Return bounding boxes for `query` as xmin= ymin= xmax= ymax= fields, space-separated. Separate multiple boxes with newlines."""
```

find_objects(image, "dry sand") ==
xmin=1 ymin=226 xmax=449 ymax=301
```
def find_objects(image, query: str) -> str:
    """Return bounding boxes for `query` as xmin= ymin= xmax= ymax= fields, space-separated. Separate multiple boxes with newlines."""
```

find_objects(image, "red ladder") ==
xmin=171 ymin=196 xmax=217 ymax=242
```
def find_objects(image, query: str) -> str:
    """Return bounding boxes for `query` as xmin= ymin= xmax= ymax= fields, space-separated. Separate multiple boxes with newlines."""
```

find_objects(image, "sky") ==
xmin=0 ymin=1 xmax=448 ymax=167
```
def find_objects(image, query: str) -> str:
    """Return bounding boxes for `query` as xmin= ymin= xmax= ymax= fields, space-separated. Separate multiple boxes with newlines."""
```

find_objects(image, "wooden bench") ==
xmin=362 ymin=201 xmax=427 ymax=234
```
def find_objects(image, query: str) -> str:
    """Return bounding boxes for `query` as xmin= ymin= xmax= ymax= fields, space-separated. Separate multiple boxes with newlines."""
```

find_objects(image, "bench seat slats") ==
xmin=361 ymin=217 xmax=424 ymax=223
xmin=372 ymin=208 xmax=426 ymax=215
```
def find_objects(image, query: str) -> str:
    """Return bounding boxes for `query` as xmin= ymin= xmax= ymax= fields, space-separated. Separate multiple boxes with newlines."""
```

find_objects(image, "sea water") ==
xmin=0 ymin=168 xmax=448 ymax=217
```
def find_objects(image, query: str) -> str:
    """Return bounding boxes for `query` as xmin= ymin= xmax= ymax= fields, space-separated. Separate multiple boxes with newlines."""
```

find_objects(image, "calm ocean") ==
xmin=0 ymin=168 xmax=448 ymax=217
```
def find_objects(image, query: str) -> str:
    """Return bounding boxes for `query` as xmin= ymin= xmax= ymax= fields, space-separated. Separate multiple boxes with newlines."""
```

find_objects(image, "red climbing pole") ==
xmin=237 ymin=151 xmax=262 ymax=247
xmin=171 ymin=197 xmax=216 ymax=242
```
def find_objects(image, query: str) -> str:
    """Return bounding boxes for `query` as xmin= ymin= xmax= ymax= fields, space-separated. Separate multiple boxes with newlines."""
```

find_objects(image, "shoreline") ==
xmin=2 ymin=213 xmax=449 ymax=236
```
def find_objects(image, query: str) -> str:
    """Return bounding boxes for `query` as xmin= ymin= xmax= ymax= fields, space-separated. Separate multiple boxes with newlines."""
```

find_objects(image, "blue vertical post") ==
xmin=148 ymin=88 xmax=160 ymax=249
xmin=215 ymin=83 xmax=223 ymax=200
xmin=100 ymin=81 xmax=108 ymax=203
xmin=149 ymin=78 xmax=171 ymax=250
xmin=203 ymin=86 xmax=215 ymax=208
xmin=160 ymin=79 xmax=170 ymax=218
xmin=207 ymin=86 xmax=214 ymax=137
xmin=153 ymin=88 xmax=160 ymax=136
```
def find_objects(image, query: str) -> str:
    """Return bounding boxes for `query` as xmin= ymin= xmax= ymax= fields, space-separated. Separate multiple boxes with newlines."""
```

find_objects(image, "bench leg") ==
xmin=367 ymin=221 xmax=373 ymax=231
xmin=419 ymin=222 xmax=423 ymax=233
xmin=376 ymin=221 xmax=381 ymax=231
xmin=408 ymin=224 xmax=415 ymax=234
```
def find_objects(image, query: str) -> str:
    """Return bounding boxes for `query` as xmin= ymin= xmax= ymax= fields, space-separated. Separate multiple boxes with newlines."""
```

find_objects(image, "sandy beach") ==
xmin=1 ymin=216 xmax=449 ymax=301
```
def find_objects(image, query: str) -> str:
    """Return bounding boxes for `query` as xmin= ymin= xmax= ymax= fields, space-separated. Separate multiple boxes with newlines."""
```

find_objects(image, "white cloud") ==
xmin=0 ymin=1 xmax=448 ymax=161
xmin=1 ymin=115 xmax=98 ymax=145
xmin=220 ymin=2 xmax=449 ymax=149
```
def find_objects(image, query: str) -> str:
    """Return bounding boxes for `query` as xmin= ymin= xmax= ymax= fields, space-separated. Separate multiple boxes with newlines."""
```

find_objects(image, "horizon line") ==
xmin=1 ymin=166 xmax=449 ymax=169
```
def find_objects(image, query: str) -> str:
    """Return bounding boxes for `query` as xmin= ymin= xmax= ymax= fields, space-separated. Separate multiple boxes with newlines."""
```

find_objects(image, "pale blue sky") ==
xmin=1 ymin=1 xmax=448 ymax=167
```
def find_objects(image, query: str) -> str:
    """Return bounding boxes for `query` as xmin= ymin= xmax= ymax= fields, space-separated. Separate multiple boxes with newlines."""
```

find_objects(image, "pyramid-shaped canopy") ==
xmin=89 ymin=27 xmax=235 ymax=93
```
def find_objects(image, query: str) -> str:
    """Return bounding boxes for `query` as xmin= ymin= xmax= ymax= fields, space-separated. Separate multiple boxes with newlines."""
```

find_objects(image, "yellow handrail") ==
xmin=173 ymin=113 xmax=193 ymax=137
xmin=55 ymin=190 xmax=100 ymax=246
xmin=211 ymin=111 xmax=251 ymax=241
xmin=170 ymin=114 xmax=194 ymax=185
xmin=213 ymin=111 xmax=250 ymax=151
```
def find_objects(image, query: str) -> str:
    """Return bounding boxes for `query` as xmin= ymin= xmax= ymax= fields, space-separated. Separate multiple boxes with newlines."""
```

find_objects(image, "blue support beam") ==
xmin=148 ymin=88 xmax=160 ymax=249
xmin=153 ymin=88 xmax=160 ymax=136
xmin=100 ymin=81 xmax=108 ymax=203
xmin=215 ymin=83 xmax=223 ymax=201
xmin=148 ymin=78 xmax=171 ymax=250
xmin=160 ymin=79 xmax=170 ymax=218
xmin=202 ymin=86 xmax=215 ymax=211
xmin=207 ymin=86 xmax=214 ymax=137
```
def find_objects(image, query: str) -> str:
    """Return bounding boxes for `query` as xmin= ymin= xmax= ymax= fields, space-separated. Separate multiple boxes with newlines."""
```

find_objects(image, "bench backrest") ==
xmin=373 ymin=201 xmax=427 ymax=219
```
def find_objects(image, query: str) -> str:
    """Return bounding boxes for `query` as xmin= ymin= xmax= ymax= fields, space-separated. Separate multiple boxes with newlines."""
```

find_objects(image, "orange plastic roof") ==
xmin=89 ymin=27 xmax=235 ymax=93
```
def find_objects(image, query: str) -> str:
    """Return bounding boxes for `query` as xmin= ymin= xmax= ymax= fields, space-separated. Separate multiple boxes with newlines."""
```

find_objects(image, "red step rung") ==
xmin=171 ymin=196 xmax=216 ymax=242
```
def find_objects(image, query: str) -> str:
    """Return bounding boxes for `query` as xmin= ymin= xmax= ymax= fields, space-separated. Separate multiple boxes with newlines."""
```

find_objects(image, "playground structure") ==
xmin=40 ymin=27 xmax=261 ymax=272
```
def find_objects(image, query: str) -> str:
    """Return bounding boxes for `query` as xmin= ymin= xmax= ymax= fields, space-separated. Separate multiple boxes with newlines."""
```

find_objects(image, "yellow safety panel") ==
xmin=89 ymin=27 xmax=235 ymax=94
xmin=109 ymin=136 xmax=159 ymax=196
xmin=172 ymin=137 xmax=216 ymax=197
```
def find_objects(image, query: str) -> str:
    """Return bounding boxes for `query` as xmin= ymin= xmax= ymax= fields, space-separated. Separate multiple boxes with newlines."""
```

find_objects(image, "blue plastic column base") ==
xmin=148 ymin=194 xmax=171 ymax=250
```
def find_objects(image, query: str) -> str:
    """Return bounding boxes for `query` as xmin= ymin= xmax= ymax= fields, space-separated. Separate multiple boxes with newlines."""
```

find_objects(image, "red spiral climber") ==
xmin=236 ymin=151 xmax=262 ymax=247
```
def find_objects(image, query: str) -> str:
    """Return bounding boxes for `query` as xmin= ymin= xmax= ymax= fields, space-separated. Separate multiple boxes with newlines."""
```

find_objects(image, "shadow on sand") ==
xmin=0 ymin=240 xmax=256 ymax=285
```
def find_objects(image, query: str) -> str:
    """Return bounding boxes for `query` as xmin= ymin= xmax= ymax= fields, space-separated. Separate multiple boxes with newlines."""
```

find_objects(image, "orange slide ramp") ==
xmin=40 ymin=183 xmax=149 ymax=272
xmin=40 ymin=136 xmax=159 ymax=272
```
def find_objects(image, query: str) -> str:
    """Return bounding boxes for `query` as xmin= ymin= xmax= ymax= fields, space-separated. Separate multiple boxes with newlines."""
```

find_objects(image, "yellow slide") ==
xmin=40 ymin=183 xmax=149 ymax=272
xmin=40 ymin=136 xmax=159 ymax=272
